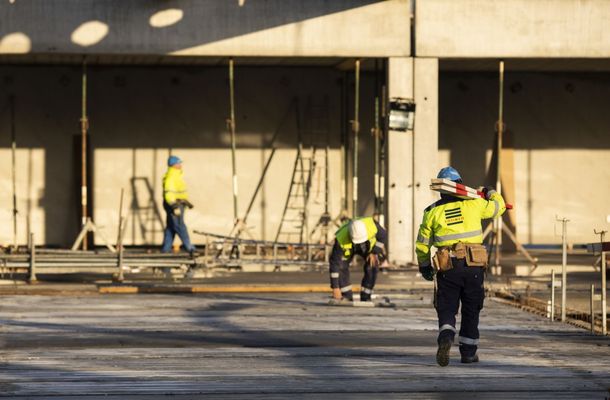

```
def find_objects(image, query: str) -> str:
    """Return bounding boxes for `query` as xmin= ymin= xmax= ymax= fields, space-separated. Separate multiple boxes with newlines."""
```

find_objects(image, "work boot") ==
xmin=436 ymin=337 xmax=452 ymax=367
xmin=460 ymin=354 xmax=479 ymax=364
xmin=328 ymin=297 xmax=353 ymax=306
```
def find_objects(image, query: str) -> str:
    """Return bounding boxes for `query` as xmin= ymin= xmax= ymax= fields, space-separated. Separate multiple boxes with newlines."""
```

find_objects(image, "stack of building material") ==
xmin=430 ymin=178 xmax=513 ymax=209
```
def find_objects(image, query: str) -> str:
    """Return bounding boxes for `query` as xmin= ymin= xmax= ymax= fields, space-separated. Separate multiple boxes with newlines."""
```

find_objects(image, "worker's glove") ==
xmin=183 ymin=200 xmax=194 ymax=209
xmin=419 ymin=265 xmax=435 ymax=281
xmin=482 ymin=186 xmax=496 ymax=200
xmin=367 ymin=253 xmax=380 ymax=268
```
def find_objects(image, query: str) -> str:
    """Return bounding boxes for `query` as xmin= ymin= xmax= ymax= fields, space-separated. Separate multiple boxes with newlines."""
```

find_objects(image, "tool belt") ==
xmin=432 ymin=242 xmax=488 ymax=271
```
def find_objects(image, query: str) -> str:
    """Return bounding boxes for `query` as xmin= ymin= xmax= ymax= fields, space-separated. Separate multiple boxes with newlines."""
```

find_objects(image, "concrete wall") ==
xmin=417 ymin=0 xmax=610 ymax=58
xmin=0 ymin=0 xmax=410 ymax=57
xmin=0 ymin=65 xmax=380 ymax=247
xmin=439 ymin=71 xmax=610 ymax=244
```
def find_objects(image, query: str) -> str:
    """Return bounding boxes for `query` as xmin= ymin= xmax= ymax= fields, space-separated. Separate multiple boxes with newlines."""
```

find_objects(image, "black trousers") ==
xmin=436 ymin=258 xmax=485 ymax=357
xmin=338 ymin=257 xmax=379 ymax=301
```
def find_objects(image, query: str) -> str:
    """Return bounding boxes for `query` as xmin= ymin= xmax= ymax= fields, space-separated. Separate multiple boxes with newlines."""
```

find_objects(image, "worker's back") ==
xmin=416 ymin=192 xmax=505 ymax=264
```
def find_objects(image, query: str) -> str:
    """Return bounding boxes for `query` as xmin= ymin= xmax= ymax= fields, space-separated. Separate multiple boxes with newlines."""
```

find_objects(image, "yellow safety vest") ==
xmin=163 ymin=167 xmax=189 ymax=205
xmin=416 ymin=192 xmax=506 ymax=266
xmin=335 ymin=217 xmax=378 ymax=259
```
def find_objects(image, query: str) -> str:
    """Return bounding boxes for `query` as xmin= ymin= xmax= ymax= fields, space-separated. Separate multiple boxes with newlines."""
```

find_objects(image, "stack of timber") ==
xmin=194 ymin=230 xmax=329 ymax=269
xmin=430 ymin=178 xmax=513 ymax=209
xmin=0 ymin=249 xmax=197 ymax=275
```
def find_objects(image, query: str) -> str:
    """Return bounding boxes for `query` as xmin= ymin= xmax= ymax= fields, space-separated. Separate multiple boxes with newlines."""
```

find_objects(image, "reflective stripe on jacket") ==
xmin=163 ymin=167 xmax=189 ymax=205
xmin=416 ymin=191 xmax=506 ymax=267
xmin=335 ymin=217 xmax=378 ymax=260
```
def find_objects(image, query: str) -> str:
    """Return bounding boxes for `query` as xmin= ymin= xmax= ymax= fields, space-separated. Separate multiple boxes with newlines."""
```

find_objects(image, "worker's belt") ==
xmin=432 ymin=243 xmax=488 ymax=271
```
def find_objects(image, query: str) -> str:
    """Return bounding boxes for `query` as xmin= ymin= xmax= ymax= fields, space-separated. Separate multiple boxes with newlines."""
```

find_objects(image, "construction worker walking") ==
xmin=416 ymin=167 xmax=506 ymax=366
xmin=161 ymin=156 xmax=196 ymax=253
xmin=329 ymin=217 xmax=387 ymax=302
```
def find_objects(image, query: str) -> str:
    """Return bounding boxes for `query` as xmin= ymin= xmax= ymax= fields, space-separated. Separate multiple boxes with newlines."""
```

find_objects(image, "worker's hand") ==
xmin=183 ymin=200 xmax=194 ymax=209
xmin=332 ymin=288 xmax=342 ymax=300
xmin=419 ymin=265 xmax=435 ymax=281
xmin=482 ymin=186 xmax=496 ymax=200
xmin=173 ymin=207 xmax=182 ymax=217
xmin=367 ymin=253 xmax=380 ymax=267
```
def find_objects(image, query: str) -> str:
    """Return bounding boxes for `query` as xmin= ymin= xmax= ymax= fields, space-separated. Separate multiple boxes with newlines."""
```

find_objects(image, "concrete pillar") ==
xmin=386 ymin=57 xmax=439 ymax=265
xmin=412 ymin=58 xmax=439 ymax=261
xmin=387 ymin=57 xmax=414 ymax=264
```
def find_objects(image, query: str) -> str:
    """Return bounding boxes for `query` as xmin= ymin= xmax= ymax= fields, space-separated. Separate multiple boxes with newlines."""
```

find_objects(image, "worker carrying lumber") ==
xmin=329 ymin=217 xmax=387 ymax=303
xmin=161 ymin=156 xmax=196 ymax=254
xmin=416 ymin=166 xmax=506 ymax=366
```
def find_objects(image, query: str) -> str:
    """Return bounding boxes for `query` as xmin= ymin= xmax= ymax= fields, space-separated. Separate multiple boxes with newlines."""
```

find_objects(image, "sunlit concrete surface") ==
xmin=0 ymin=32 xmax=30 ymax=53
xmin=70 ymin=21 xmax=109 ymax=47
xmin=0 ymin=292 xmax=608 ymax=398
xmin=417 ymin=0 xmax=610 ymax=57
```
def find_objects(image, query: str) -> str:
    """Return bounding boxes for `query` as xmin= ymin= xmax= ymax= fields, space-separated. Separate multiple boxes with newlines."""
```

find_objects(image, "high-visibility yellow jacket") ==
xmin=329 ymin=217 xmax=388 ymax=289
xmin=416 ymin=191 xmax=506 ymax=268
xmin=335 ymin=217 xmax=381 ymax=260
xmin=163 ymin=167 xmax=189 ymax=205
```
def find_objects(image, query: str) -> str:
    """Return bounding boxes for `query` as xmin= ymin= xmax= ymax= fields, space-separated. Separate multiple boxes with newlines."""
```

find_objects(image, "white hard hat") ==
xmin=349 ymin=220 xmax=368 ymax=244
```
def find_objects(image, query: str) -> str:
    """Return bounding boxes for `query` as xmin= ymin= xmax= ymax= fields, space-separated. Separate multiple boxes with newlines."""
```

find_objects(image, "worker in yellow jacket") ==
xmin=329 ymin=217 xmax=387 ymax=303
xmin=161 ymin=156 xmax=196 ymax=253
xmin=416 ymin=167 xmax=505 ymax=366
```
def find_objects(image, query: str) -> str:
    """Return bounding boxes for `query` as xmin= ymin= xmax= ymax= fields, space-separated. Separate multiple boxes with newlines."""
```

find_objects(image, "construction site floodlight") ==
xmin=388 ymin=98 xmax=416 ymax=131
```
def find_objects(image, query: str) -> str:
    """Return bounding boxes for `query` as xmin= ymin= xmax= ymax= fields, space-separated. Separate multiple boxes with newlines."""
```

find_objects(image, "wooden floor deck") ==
xmin=1 ymin=292 xmax=609 ymax=399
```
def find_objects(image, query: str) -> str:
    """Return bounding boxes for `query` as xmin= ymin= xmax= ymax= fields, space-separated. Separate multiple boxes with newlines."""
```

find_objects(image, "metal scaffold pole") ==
xmin=372 ymin=60 xmax=380 ymax=220
xmin=557 ymin=216 xmax=569 ymax=322
xmin=80 ymin=58 xmax=89 ymax=250
xmin=352 ymin=59 xmax=360 ymax=218
xmin=10 ymin=95 xmax=18 ymax=250
xmin=484 ymin=60 xmax=536 ymax=270
xmin=228 ymin=58 xmax=239 ymax=223
xmin=594 ymin=229 xmax=607 ymax=335
xmin=494 ymin=60 xmax=504 ymax=268
xmin=339 ymin=73 xmax=348 ymax=218
xmin=373 ymin=96 xmax=380 ymax=217
xmin=379 ymin=83 xmax=387 ymax=227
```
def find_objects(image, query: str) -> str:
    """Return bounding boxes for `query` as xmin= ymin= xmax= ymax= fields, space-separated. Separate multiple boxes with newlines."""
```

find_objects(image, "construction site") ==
xmin=0 ymin=1 xmax=609 ymax=398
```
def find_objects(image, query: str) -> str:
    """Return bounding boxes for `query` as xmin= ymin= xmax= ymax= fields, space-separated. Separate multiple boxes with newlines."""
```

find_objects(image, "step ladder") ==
xmin=129 ymin=177 xmax=165 ymax=244
xmin=305 ymin=96 xmax=333 ymax=245
xmin=275 ymin=144 xmax=316 ymax=244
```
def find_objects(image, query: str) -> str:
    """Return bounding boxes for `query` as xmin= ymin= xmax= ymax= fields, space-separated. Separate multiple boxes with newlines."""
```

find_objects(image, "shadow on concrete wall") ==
xmin=0 ymin=0 xmax=379 ymax=54
xmin=0 ymin=65 xmax=381 ymax=246
xmin=440 ymin=71 xmax=610 ymax=167
xmin=440 ymin=71 xmax=610 ymax=243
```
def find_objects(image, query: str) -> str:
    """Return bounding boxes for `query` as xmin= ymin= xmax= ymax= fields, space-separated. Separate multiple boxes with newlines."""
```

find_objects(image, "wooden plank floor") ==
xmin=1 ymin=292 xmax=609 ymax=399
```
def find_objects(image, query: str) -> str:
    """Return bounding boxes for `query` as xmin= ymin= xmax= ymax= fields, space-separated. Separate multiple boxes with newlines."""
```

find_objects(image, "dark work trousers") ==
xmin=161 ymin=202 xmax=194 ymax=253
xmin=338 ymin=257 xmax=379 ymax=301
xmin=436 ymin=258 xmax=485 ymax=357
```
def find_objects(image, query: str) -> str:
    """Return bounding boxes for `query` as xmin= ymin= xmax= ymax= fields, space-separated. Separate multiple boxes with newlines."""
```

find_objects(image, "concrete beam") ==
xmin=0 ymin=0 xmax=410 ymax=57
xmin=417 ymin=0 xmax=610 ymax=58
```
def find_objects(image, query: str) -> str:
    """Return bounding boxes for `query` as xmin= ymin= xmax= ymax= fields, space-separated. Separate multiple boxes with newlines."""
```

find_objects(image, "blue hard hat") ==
xmin=168 ymin=155 xmax=182 ymax=166
xmin=437 ymin=167 xmax=462 ymax=182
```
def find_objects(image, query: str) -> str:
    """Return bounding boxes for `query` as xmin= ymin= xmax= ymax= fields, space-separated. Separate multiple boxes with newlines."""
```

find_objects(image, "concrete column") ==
xmin=387 ymin=57 xmax=439 ymax=265
xmin=412 ymin=58 xmax=439 ymax=261
xmin=387 ymin=57 xmax=414 ymax=264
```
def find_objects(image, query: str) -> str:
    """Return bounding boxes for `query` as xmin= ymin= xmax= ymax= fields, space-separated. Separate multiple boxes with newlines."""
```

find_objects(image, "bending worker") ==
xmin=329 ymin=217 xmax=387 ymax=302
xmin=416 ymin=167 xmax=505 ymax=366
xmin=161 ymin=155 xmax=196 ymax=254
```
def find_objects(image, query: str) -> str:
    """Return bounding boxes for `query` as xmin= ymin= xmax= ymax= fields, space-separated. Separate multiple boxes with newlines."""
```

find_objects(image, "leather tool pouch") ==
xmin=466 ymin=244 xmax=488 ymax=268
xmin=452 ymin=242 xmax=467 ymax=259
xmin=432 ymin=248 xmax=453 ymax=271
